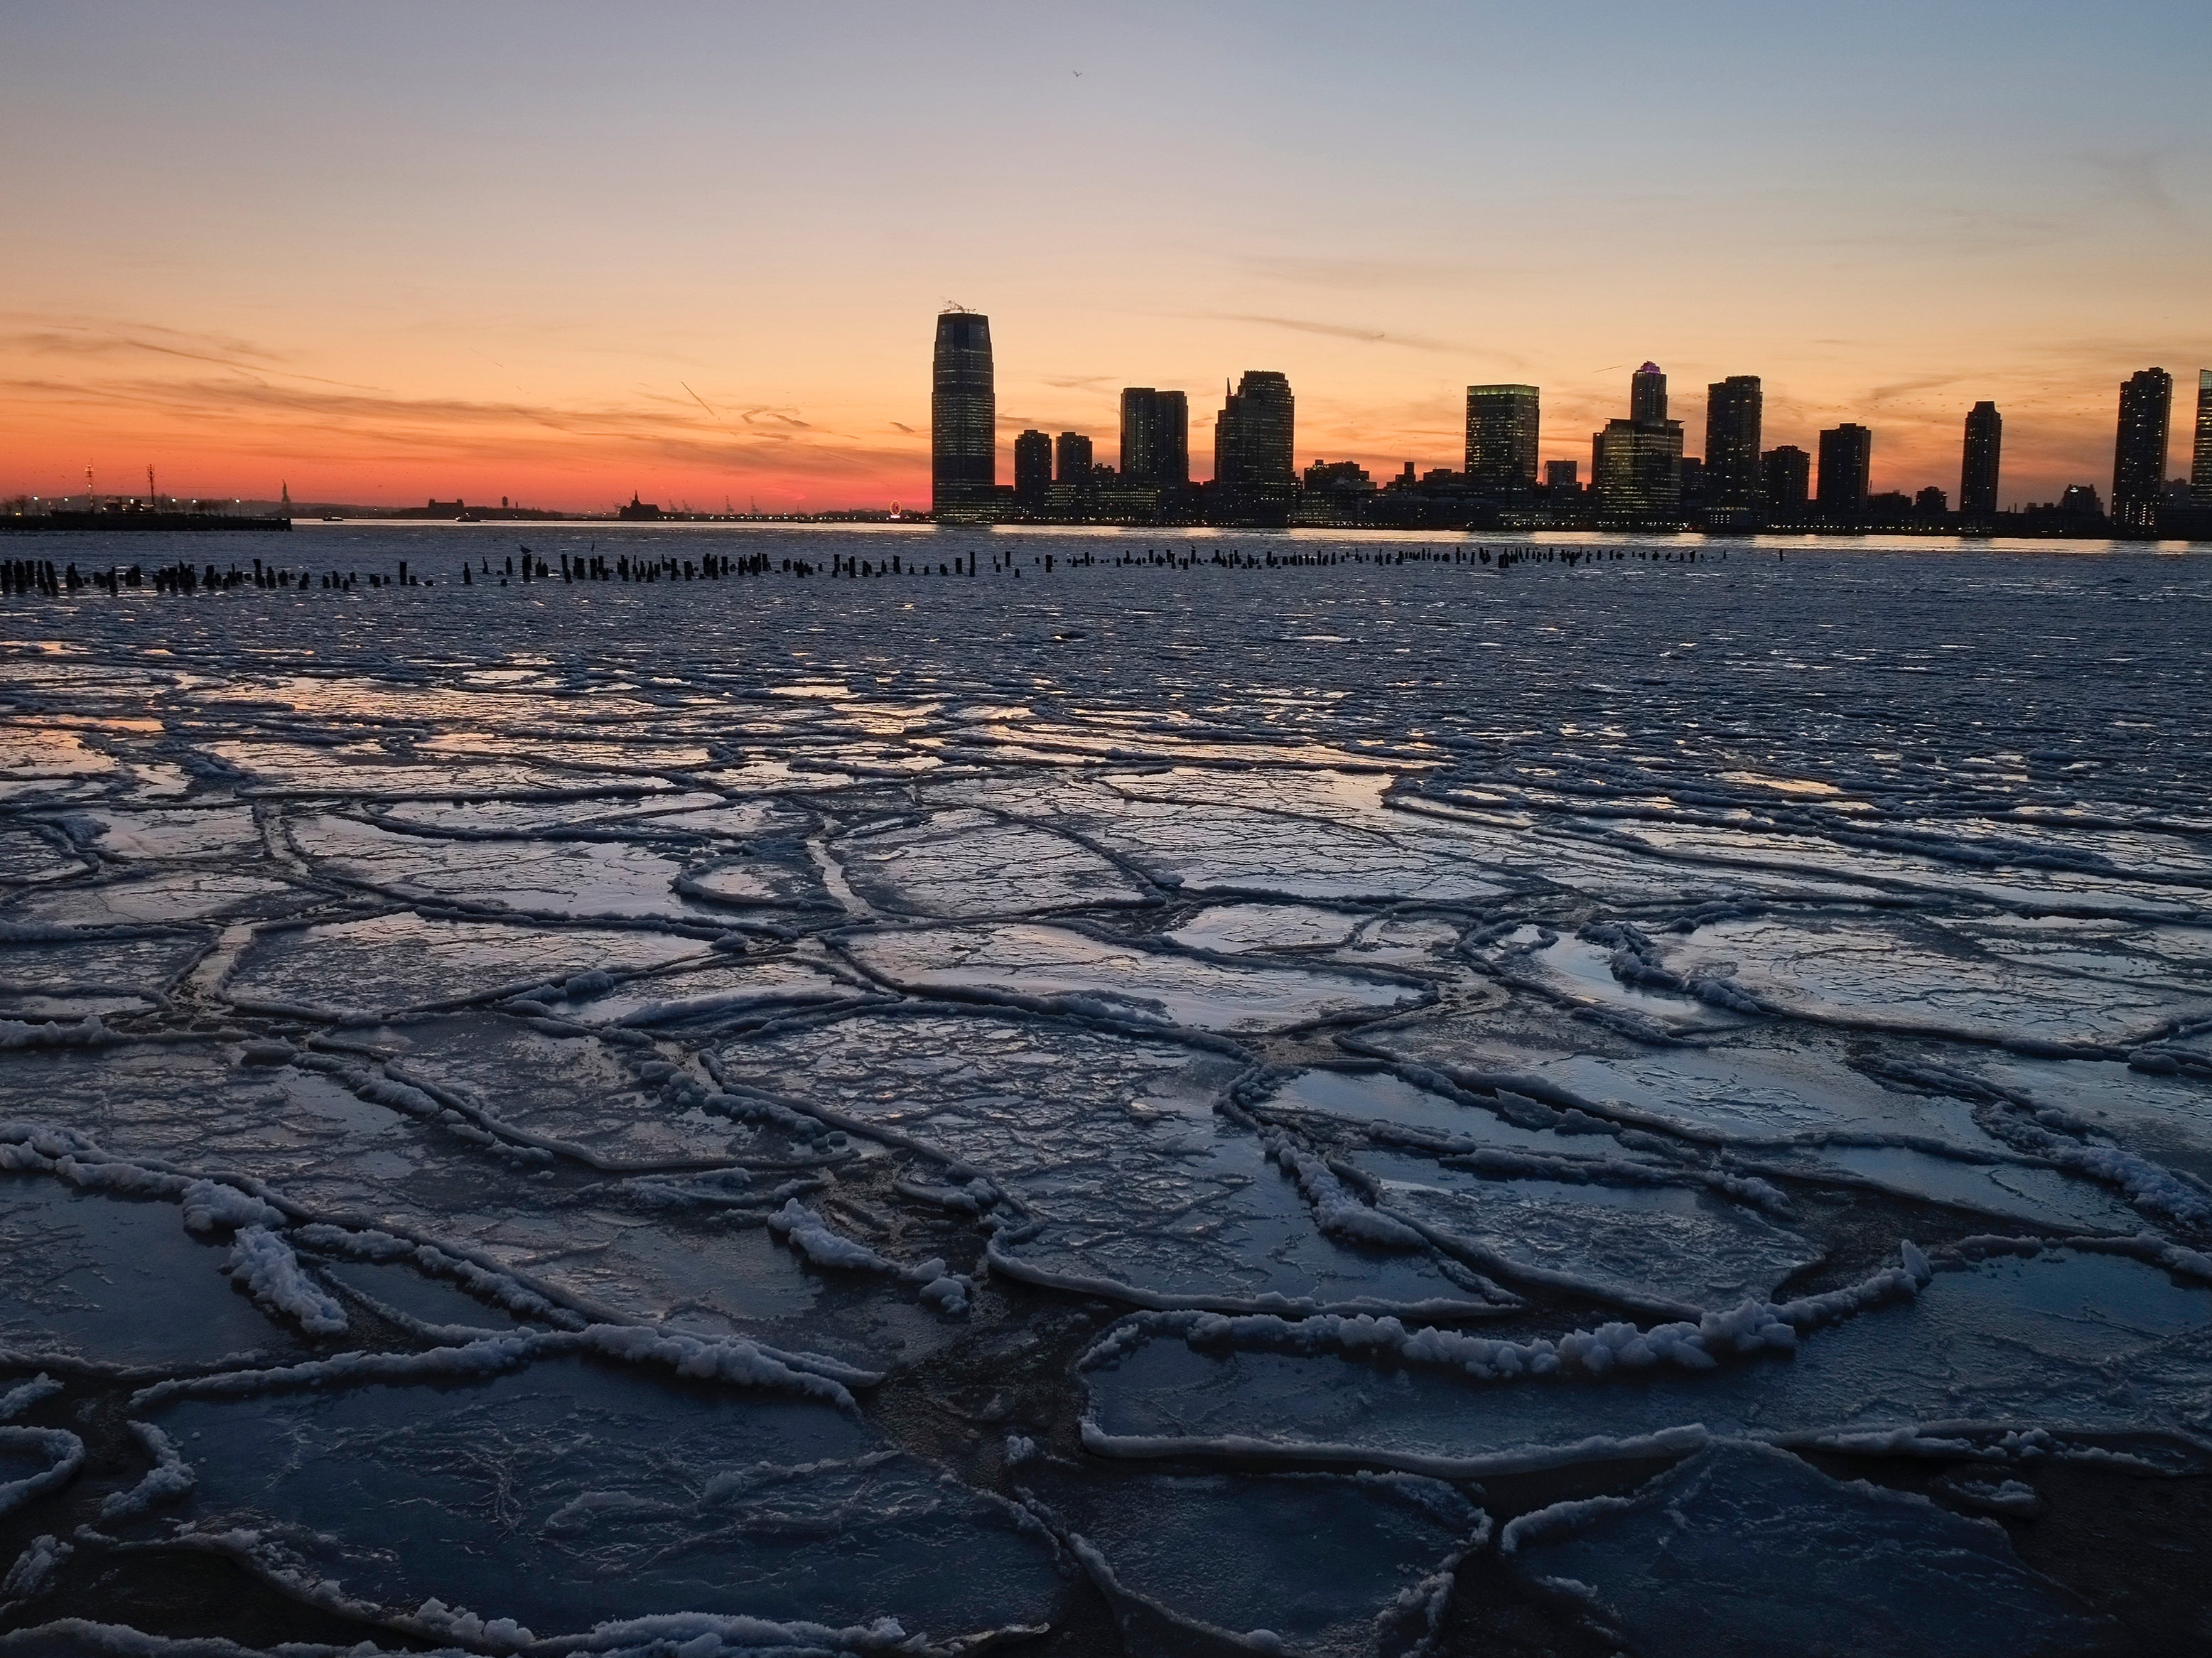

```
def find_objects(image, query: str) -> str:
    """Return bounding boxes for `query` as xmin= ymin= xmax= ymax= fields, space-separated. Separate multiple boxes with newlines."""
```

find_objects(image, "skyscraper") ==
xmin=1592 ymin=363 xmax=1683 ymax=524
xmin=1464 ymin=384 xmax=1540 ymax=495
xmin=2195 ymin=372 xmax=2212 ymax=505
xmin=1120 ymin=389 xmax=1189 ymax=488
xmin=1762 ymin=446 xmax=1811 ymax=517
xmin=931 ymin=309 xmax=996 ymax=519
xmin=2111 ymin=368 xmax=2174 ymax=533
xmin=1054 ymin=431 xmax=1093 ymax=485
xmin=1013 ymin=429 xmax=1052 ymax=512
xmin=1214 ymin=372 xmax=1295 ymax=488
xmin=1960 ymin=402 xmax=2002 ymax=527
xmin=1703 ymin=376 xmax=1763 ymax=515
xmin=1630 ymin=362 xmax=1668 ymax=424
xmin=1816 ymin=424 xmax=1873 ymax=516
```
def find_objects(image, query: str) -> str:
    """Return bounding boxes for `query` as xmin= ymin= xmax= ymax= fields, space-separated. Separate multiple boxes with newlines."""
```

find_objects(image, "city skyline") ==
xmin=1 ymin=3 xmax=2207 ymax=512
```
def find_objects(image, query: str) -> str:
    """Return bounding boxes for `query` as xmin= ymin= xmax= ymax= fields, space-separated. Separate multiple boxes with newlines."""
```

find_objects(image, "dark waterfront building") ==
xmin=1960 ymin=402 xmax=2002 ymax=527
xmin=1214 ymin=372 xmax=1295 ymax=487
xmin=931 ymin=309 xmax=997 ymax=520
xmin=1816 ymin=423 xmax=1873 ymax=516
xmin=2194 ymin=371 xmax=2212 ymax=505
xmin=1013 ymin=429 xmax=1052 ymax=512
xmin=1054 ymin=431 xmax=1094 ymax=484
xmin=1544 ymin=458 xmax=1580 ymax=492
xmin=2112 ymin=367 xmax=2173 ymax=534
xmin=1703 ymin=376 xmax=1764 ymax=522
xmin=1119 ymin=389 xmax=1190 ymax=488
xmin=1592 ymin=362 xmax=1683 ymax=525
xmin=1762 ymin=446 xmax=1811 ymax=518
xmin=1464 ymin=384 xmax=1541 ymax=496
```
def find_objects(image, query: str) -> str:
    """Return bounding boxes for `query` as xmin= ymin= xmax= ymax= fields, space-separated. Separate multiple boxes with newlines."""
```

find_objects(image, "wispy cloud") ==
xmin=1202 ymin=312 xmax=1471 ymax=355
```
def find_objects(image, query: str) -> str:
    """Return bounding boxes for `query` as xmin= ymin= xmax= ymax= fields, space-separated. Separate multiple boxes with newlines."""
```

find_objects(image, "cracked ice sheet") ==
xmin=369 ymin=791 xmax=730 ymax=836
xmin=833 ymin=808 xmax=1147 ymax=917
xmin=145 ymin=1353 xmax=1067 ymax=1640
xmin=370 ymin=1013 xmax=760 ymax=1166
xmin=0 ymin=934 xmax=205 ymax=1018
xmin=4 ymin=871 xmax=298 ymax=928
xmin=554 ymin=955 xmax=856 ymax=1027
xmin=1354 ymin=1148 xmax=1817 ymax=1311
xmin=221 ymin=913 xmax=709 ymax=1018
xmin=291 ymin=814 xmax=725 ymax=924
xmin=1506 ymin=1442 xmax=2119 ymax=1658
xmin=929 ymin=774 xmax=1512 ymax=903
xmin=1014 ymin=1453 xmax=1482 ymax=1657
xmin=0 ymin=827 xmax=87 ymax=883
xmin=1166 ymin=903 xmax=1359 ymax=954
xmin=1609 ymin=819 xmax=2208 ymax=918
xmin=0 ymin=1176 xmax=298 ymax=1367
xmin=1476 ymin=926 xmax=1753 ymax=1035
xmin=1082 ymin=1249 xmax=2212 ymax=1473
xmin=1970 ymin=1057 xmax=2212 ymax=1185
xmin=0 ymin=1049 xmax=932 ymax=1357
xmin=843 ymin=922 xmax=1416 ymax=1033
xmin=40 ymin=806 xmax=263 ymax=862
xmin=1342 ymin=1041 xmax=2147 ymax=1232
xmin=1657 ymin=913 xmax=2212 ymax=1047
xmin=713 ymin=1013 xmax=1501 ymax=1316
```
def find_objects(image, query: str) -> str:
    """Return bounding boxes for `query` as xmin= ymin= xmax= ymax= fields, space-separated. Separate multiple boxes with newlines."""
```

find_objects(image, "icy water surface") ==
xmin=1 ymin=527 xmax=2209 ymax=1655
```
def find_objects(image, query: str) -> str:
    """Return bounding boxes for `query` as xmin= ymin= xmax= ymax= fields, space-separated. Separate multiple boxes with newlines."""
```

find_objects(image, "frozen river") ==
xmin=1 ymin=525 xmax=2209 ymax=1656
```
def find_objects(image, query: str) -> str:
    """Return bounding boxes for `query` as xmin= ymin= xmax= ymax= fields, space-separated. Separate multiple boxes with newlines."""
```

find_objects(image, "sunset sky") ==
xmin=3 ymin=1 xmax=2207 ymax=512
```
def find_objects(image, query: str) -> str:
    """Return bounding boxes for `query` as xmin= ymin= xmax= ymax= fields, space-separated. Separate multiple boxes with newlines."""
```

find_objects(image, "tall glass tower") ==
xmin=1960 ymin=402 xmax=2002 ymax=526
xmin=2111 ymin=367 xmax=2172 ymax=534
xmin=1216 ymin=372 xmax=1295 ymax=487
xmin=1464 ymin=385 xmax=1540 ymax=495
xmin=1703 ymin=376 xmax=1763 ymax=512
xmin=2191 ymin=370 xmax=2212 ymax=505
xmin=932 ymin=309 xmax=996 ymax=518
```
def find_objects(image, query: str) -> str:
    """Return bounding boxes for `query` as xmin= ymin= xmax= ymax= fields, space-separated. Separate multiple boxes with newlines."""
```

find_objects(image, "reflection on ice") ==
xmin=148 ymin=1352 xmax=1067 ymax=1640
xmin=1506 ymin=1442 xmax=2117 ymax=1658
xmin=845 ymin=921 xmax=1418 ymax=1033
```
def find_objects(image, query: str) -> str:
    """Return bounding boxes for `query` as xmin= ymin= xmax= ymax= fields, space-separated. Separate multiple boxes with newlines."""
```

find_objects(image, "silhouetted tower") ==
xmin=2194 ymin=372 xmax=2212 ymax=505
xmin=1816 ymin=424 xmax=1873 ymax=515
xmin=1762 ymin=446 xmax=1811 ymax=517
xmin=932 ymin=308 xmax=996 ymax=517
xmin=1013 ymin=429 xmax=1052 ymax=512
xmin=1054 ymin=431 xmax=1093 ymax=483
xmin=2111 ymin=367 xmax=2173 ymax=533
xmin=1464 ymin=385 xmax=1541 ymax=495
xmin=1214 ymin=371 xmax=1295 ymax=486
xmin=1592 ymin=363 xmax=1683 ymax=523
xmin=1960 ymin=402 xmax=2002 ymax=526
xmin=1703 ymin=377 xmax=1763 ymax=511
xmin=1120 ymin=389 xmax=1189 ymax=486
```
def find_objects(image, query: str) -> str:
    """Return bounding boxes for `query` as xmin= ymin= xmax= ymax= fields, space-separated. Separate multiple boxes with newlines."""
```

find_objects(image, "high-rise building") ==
xmin=1816 ymin=424 xmax=1873 ymax=515
xmin=931 ymin=309 xmax=996 ymax=519
xmin=1120 ymin=389 xmax=1189 ymax=487
xmin=2111 ymin=368 xmax=2174 ymax=533
xmin=2195 ymin=372 xmax=2212 ymax=505
xmin=1464 ymin=384 xmax=1540 ymax=495
xmin=1761 ymin=446 xmax=1811 ymax=517
xmin=1960 ymin=402 xmax=2002 ymax=526
xmin=1214 ymin=371 xmax=1295 ymax=488
xmin=1544 ymin=458 xmax=1579 ymax=491
xmin=1703 ymin=376 xmax=1763 ymax=512
xmin=1013 ymin=429 xmax=1052 ymax=512
xmin=1592 ymin=363 xmax=1683 ymax=524
xmin=1054 ymin=431 xmax=1094 ymax=485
